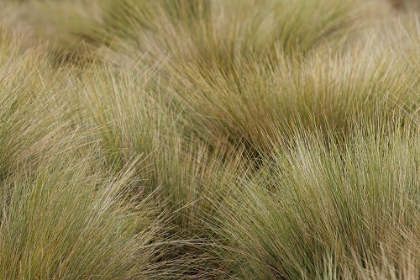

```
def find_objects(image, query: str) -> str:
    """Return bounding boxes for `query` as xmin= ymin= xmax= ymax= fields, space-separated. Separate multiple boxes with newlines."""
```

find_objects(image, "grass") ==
xmin=0 ymin=0 xmax=419 ymax=279
xmin=0 ymin=153 xmax=168 ymax=279
xmin=209 ymin=125 xmax=420 ymax=279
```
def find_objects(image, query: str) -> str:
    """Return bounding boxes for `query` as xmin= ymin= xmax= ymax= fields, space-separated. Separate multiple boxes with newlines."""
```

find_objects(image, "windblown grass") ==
xmin=209 ymin=125 xmax=420 ymax=279
xmin=0 ymin=35 xmax=75 ymax=179
xmin=1 ymin=0 xmax=420 ymax=279
xmin=164 ymin=44 xmax=417 ymax=160
xmin=0 ymin=153 xmax=168 ymax=279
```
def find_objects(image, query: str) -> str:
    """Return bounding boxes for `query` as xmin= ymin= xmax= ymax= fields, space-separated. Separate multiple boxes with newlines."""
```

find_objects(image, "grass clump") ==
xmin=0 ymin=36 xmax=76 ymax=179
xmin=210 ymin=126 xmax=420 ymax=279
xmin=164 ymin=45 xmax=416 ymax=160
xmin=0 ymin=154 xmax=167 ymax=279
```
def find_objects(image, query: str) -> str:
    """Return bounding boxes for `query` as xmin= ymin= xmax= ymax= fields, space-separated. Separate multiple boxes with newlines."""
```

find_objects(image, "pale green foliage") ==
xmin=0 ymin=155 xmax=165 ymax=279
xmin=165 ymin=46 xmax=417 ymax=158
xmin=0 ymin=0 xmax=420 ymax=279
xmin=0 ymin=36 xmax=74 ymax=179
xmin=210 ymin=126 xmax=420 ymax=279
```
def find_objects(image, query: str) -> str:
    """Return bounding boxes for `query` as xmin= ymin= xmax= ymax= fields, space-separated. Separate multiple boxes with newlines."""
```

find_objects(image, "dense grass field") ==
xmin=0 ymin=0 xmax=420 ymax=279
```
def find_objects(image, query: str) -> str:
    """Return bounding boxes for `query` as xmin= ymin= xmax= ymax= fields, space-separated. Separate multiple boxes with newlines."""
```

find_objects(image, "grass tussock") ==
xmin=1 ymin=0 xmax=420 ymax=279
xmin=165 ymin=44 xmax=416 ymax=159
xmin=0 ymin=154 xmax=167 ymax=279
xmin=210 ymin=126 xmax=420 ymax=279
xmin=0 ymin=38 xmax=77 ymax=179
